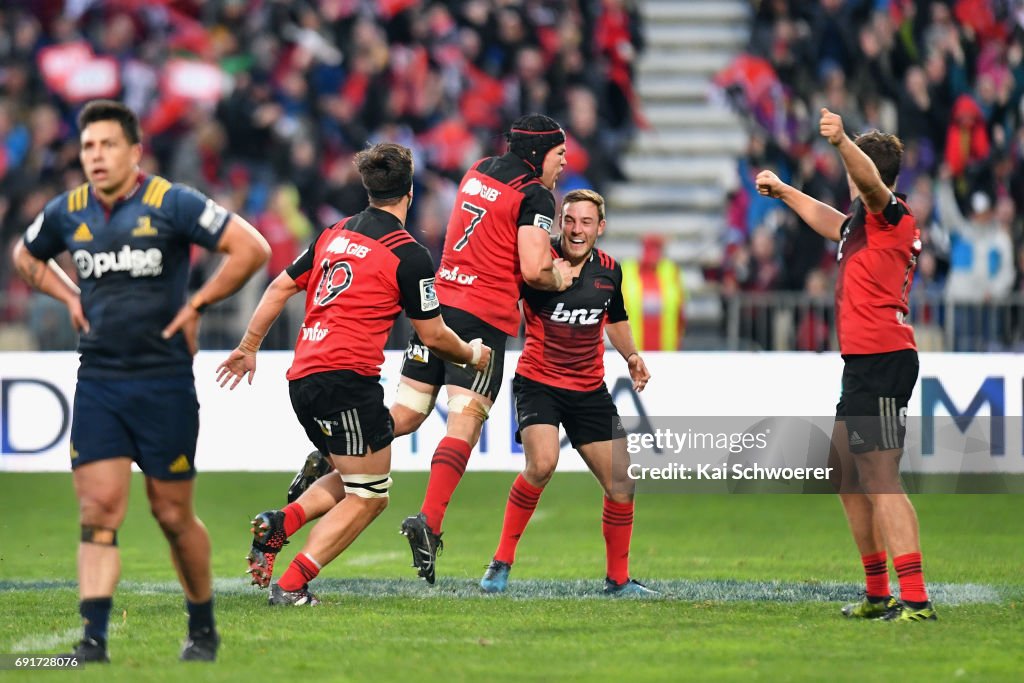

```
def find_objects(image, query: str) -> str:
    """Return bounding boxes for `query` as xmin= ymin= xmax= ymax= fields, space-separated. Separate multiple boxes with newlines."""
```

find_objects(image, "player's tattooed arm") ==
xmin=11 ymin=240 xmax=89 ymax=332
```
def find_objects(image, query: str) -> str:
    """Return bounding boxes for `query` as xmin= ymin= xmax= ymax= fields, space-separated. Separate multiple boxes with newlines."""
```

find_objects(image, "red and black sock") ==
xmin=282 ymin=502 xmax=307 ymax=537
xmin=602 ymin=498 xmax=634 ymax=585
xmin=494 ymin=474 xmax=544 ymax=564
xmin=861 ymin=551 xmax=890 ymax=599
xmin=420 ymin=437 xmax=472 ymax=533
xmin=277 ymin=553 xmax=320 ymax=592
xmin=893 ymin=552 xmax=928 ymax=606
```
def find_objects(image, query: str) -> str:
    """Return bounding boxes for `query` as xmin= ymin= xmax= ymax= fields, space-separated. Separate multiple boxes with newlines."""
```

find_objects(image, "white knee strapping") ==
xmin=343 ymin=473 xmax=393 ymax=499
xmin=448 ymin=393 xmax=490 ymax=420
xmin=395 ymin=383 xmax=435 ymax=415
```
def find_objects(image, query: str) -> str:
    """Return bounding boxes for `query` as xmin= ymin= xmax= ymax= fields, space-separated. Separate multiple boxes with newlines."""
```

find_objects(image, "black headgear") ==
xmin=506 ymin=114 xmax=565 ymax=176
xmin=365 ymin=178 xmax=412 ymax=200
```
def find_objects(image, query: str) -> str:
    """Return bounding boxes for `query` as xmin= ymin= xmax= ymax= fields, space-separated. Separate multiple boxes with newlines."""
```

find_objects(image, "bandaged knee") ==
xmin=343 ymin=473 xmax=393 ymax=499
xmin=395 ymin=383 xmax=436 ymax=415
xmin=448 ymin=394 xmax=490 ymax=422
xmin=81 ymin=525 xmax=118 ymax=546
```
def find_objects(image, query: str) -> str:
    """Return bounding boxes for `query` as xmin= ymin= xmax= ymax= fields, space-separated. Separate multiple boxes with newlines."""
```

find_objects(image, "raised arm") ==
xmin=819 ymin=108 xmax=891 ymax=214
xmin=755 ymin=170 xmax=847 ymax=242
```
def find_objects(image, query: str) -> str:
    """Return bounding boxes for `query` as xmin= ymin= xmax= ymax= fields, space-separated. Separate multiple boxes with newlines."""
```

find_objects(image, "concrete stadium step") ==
xmin=643 ymin=0 xmax=750 ymax=24
xmin=636 ymin=74 xmax=709 ymax=102
xmin=601 ymin=211 xmax=724 ymax=238
xmin=646 ymin=24 xmax=748 ymax=50
xmin=638 ymin=51 xmax=733 ymax=76
xmin=621 ymin=155 xmax=737 ymax=183
xmin=606 ymin=182 xmax=724 ymax=210
xmin=630 ymin=129 xmax=747 ymax=155
xmin=642 ymin=103 xmax=741 ymax=129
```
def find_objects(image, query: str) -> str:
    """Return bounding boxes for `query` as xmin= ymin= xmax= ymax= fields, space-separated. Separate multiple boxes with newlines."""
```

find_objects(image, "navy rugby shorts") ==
xmin=71 ymin=375 xmax=199 ymax=480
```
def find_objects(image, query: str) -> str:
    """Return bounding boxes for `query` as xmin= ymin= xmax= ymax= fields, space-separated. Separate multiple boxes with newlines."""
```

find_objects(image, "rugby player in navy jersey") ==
xmin=11 ymin=100 xmax=270 ymax=662
xmin=476 ymin=189 xmax=656 ymax=597
xmin=756 ymin=109 xmax=935 ymax=622
xmin=215 ymin=143 xmax=490 ymax=605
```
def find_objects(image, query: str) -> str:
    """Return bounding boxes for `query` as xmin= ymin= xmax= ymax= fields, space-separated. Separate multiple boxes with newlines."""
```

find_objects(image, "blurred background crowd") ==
xmin=1 ymin=0 xmax=1023 ymax=352
xmin=0 ymin=0 xmax=642 ymax=350
xmin=717 ymin=0 xmax=1024 ymax=350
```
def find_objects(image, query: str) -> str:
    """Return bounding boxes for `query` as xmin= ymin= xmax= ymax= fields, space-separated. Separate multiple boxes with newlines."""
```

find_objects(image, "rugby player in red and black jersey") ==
xmin=477 ymin=189 xmax=656 ymax=597
xmin=215 ymin=143 xmax=490 ymax=605
xmin=756 ymin=109 xmax=935 ymax=622
xmin=394 ymin=114 xmax=575 ymax=583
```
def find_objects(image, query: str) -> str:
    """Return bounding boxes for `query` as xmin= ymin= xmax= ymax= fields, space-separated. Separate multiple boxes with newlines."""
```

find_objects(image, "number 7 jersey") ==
xmin=285 ymin=207 xmax=440 ymax=380
xmin=435 ymin=153 xmax=557 ymax=336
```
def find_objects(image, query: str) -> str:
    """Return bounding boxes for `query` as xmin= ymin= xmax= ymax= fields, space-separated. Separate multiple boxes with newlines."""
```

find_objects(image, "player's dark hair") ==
xmin=506 ymin=113 xmax=565 ymax=175
xmin=853 ymin=130 xmax=903 ymax=188
xmin=77 ymin=99 xmax=142 ymax=145
xmin=563 ymin=189 xmax=605 ymax=223
xmin=354 ymin=143 xmax=414 ymax=207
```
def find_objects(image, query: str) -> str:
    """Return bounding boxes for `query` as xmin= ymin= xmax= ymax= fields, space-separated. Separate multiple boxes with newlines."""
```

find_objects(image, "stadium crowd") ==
xmin=717 ymin=0 xmax=1024 ymax=350
xmin=0 ymin=0 xmax=643 ymax=350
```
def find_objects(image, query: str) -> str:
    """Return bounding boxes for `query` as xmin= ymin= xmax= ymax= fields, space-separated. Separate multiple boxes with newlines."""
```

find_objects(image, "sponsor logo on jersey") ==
xmin=461 ymin=176 xmax=501 ymax=202
xmin=72 ymin=246 xmax=163 ymax=279
xmin=419 ymin=277 xmax=439 ymax=311
xmin=550 ymin=302 xmax=603 ymax=325
xmin=533 ymin=214 xmax=553 ymax=232
xmin=594 ymin=281 xmax=613 ymax=290
xmin=326 ymin=235 xmax=370 ymax=258
xmin=300 ymin=321 xmax=329 ymax=342
xmin=437 ymin=265 xmax=478 ymax=285
xmin=73 ymin=222 xmax=94 ymax=242
xmin=131 ymin=215 xmax=157 ymax=237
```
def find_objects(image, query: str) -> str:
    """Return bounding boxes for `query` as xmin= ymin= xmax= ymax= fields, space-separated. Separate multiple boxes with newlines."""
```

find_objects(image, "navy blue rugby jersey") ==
xmin=23 ymin=175 xmax=230 ymax=378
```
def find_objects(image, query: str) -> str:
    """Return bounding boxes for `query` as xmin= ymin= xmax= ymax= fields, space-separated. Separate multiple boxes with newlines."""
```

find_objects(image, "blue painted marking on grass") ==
xmin=0 ymin=578 xmax=1007 ymax=605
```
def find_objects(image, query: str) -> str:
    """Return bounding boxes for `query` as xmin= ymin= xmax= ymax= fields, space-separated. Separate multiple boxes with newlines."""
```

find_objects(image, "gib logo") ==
xmin=0 ymin=379 xmax=70 ymax=455
xmin=921 ymin=376 xmax=1005 ymax=456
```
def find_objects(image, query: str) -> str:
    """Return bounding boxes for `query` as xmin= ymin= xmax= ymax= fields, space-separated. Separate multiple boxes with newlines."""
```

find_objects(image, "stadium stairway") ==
xmin=601 ymin=0 xmax=751 ymax=343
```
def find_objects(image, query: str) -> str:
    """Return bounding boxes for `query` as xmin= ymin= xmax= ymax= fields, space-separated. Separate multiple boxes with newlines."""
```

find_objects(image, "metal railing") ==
xmin=718 ymin=292 xmax=1024 ymax=352
xmin=4 ymin=291 xmax=1024 ymax=353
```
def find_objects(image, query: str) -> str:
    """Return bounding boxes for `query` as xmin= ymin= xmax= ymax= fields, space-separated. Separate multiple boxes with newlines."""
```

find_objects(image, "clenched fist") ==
xmin=755 ymin=169 xmax=786 ymax=199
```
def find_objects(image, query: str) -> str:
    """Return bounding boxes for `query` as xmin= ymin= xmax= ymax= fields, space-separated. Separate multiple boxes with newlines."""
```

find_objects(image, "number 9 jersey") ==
xmin=285 ymin=207 xmax=440 ymax=381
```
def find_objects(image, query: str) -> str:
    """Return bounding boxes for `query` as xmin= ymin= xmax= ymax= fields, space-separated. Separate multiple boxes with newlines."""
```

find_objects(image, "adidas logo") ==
xmin=169 ymin=454 xmax=191 ymax=473
xmin=73 ymin=223 xmax=93 ymax=242
xmin=849 ymin=430 xmax=864 ymax=445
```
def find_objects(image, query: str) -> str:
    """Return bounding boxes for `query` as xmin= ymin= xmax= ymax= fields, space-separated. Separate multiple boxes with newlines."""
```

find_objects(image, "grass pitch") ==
xmin=1 ymin=472 xmax=1021 ymax=681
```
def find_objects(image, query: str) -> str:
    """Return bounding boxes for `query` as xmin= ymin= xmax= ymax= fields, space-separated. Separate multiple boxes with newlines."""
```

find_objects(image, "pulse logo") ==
xmin=73 ymin=246 xmax=163 ymax=279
